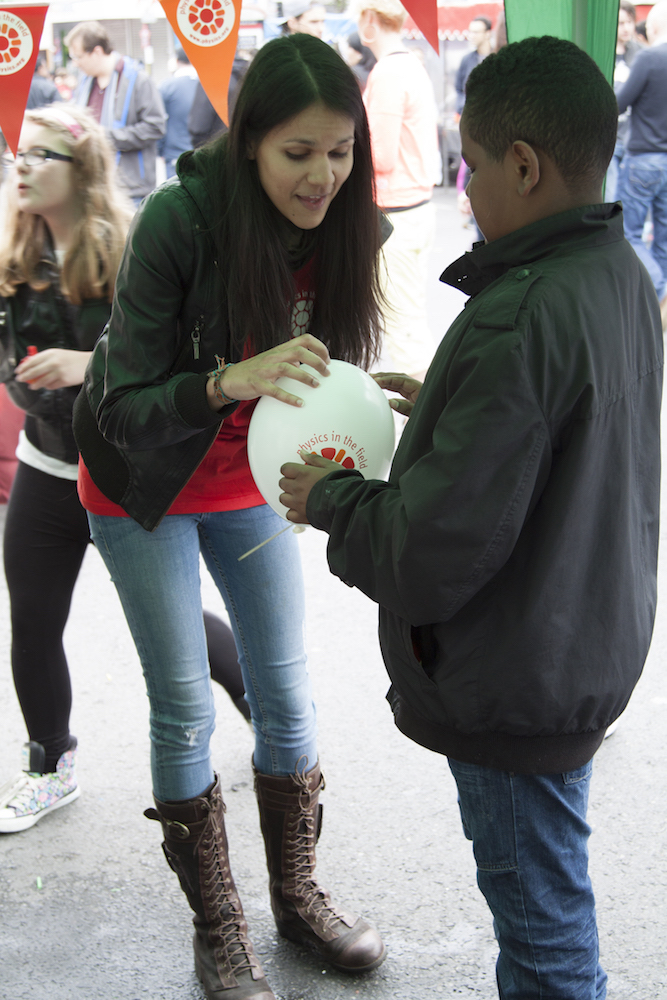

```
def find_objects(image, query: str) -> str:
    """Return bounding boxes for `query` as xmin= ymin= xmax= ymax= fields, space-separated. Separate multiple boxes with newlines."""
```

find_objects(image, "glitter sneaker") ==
xmin=0 ymin=739 xmax=80 ymax=833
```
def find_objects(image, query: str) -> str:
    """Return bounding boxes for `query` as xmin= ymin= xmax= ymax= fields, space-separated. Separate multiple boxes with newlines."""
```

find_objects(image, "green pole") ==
xmin=504 ymin=0 xmax=620 ymax=84
xmin=572 ymin=0 xmax=588 ymax=50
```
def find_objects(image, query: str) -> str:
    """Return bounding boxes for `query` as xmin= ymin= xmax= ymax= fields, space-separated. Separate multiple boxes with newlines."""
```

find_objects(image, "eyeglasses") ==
xmin=1 ymin=147 xmax=74 ymax=168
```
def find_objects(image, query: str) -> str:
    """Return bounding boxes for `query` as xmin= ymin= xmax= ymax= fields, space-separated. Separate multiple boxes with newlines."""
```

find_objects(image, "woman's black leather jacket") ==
xmin=74 ymin=148 xmax=238 ymax=530
xmin=0 ymin=267 xmax=110 ymax=465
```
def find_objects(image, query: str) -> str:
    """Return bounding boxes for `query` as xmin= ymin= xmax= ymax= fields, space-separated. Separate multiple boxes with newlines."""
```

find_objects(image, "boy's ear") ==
xmin=509 ymin=140 xmax=540 ymax=197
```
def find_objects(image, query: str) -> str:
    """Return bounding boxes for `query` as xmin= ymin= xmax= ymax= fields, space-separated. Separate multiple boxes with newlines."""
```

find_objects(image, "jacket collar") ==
xmin=441 ymin=202 xmax=624 ymax=299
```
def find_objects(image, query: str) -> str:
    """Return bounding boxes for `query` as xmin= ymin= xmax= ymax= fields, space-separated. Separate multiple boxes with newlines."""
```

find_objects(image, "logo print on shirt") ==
xmin=291 ymin=292 xmax=315 ymax=338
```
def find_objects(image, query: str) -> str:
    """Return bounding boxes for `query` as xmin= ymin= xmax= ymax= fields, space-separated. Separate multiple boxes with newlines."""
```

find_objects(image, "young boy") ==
xmin=279 ymin=36 xmax=663 ymax=999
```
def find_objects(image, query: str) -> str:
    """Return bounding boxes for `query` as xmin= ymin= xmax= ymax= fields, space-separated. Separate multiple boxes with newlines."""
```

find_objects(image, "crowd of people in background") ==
xmin=614 ymin=1 xmax=667 ymax=329
xmin=9 ymin=0 xmax=660 ymax=241
xmin=4 ymin=4 xmax=501 ymax=219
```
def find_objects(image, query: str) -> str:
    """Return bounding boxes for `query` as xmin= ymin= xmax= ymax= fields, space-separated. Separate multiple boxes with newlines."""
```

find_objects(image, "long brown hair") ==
xmin=198 ymin=34 xmax=384 ymax=368
xmin=0 ymin=106 xmax=132 ymax=304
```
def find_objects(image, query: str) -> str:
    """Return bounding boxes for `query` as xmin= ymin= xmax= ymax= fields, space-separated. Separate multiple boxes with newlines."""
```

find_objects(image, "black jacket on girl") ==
xmin=0 ymin=265 xmax=109 ymax=464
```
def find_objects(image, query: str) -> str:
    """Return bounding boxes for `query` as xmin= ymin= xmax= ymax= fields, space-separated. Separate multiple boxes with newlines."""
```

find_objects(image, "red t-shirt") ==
xmin=78 ymin=256 xmax=316 ymax=516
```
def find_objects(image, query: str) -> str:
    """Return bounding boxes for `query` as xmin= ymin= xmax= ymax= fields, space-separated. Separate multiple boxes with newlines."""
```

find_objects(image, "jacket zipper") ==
xmin=191 ymin=317 xmax=202 ymax=360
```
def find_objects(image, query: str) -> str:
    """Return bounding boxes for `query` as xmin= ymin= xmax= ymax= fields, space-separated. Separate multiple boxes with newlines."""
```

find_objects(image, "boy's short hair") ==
xmin=463 ymin=36 xmax=618 ymax=193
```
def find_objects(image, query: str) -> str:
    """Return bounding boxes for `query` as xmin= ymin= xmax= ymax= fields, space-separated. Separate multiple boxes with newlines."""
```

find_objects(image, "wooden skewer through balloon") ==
xmin=238 ymin=523 xmax=306 ymax=561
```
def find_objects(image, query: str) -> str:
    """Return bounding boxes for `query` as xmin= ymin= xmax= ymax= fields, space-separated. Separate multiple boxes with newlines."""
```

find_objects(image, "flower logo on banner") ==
xmin=0 ymin=11 xmax=33 ymax=76
xmin=177 ymin=0 xmax=235 ymax=46
xmin=162 ymin=0 xmax=242 ymax=123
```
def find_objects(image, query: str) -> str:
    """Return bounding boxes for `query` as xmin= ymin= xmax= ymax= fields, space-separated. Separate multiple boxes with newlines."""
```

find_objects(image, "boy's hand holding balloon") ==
xmin=371 ymin=372 xmax=423 ymax=416
xmin=279 ymin=452 xmax=341 ymax=523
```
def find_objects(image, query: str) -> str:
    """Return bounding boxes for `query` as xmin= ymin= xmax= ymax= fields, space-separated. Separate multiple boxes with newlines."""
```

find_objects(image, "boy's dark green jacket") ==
xmin=307 ymin=203 xmax=663 ymax=774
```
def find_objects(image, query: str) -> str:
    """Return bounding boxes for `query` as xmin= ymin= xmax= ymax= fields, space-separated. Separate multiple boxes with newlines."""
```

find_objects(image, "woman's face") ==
xmin=14 ymin=121 xmax=77 ymax=223
xmin=249 ymin=102 xmax=355 ymax=230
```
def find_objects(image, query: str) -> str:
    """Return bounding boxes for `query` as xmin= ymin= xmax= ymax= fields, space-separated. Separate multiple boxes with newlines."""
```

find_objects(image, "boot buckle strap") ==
xmin=144 ymin=807 xmax=191 ymax=838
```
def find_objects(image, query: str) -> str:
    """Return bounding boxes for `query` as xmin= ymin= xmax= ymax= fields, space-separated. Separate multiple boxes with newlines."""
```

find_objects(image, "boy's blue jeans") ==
xmin=88 ymin=505 xmax=318 ymax=802
xmin=448 ymin=758 xmax=607 ymax=1000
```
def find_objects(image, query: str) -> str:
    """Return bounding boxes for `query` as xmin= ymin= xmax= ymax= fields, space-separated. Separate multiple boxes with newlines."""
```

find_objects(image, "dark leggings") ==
xmin=203 ymin=610 xmax=250 ymax=720
xmin=3 ymin=462 xmax=90 ymax=772
xmin=4 ymin=462 xmax=249 ymax=772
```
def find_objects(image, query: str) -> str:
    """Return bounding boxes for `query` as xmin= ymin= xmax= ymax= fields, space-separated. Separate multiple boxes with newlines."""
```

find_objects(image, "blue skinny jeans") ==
xmin=88 ymin=504 xmax=318 ymax=801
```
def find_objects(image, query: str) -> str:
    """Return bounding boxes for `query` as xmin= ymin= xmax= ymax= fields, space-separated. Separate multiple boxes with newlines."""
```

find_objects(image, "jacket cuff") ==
xmin=306 ymin=468 xmax=363 ymax=531
xmin=173 ymin=371 xmax=238 ymax=428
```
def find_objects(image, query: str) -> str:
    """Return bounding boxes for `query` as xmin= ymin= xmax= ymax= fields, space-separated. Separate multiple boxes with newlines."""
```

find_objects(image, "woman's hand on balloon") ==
xmin=207 ymin=334 xmax=331 ymax=412
xmin=372 ymin=372 xmax=422 ymax=417
xmin=279 ymin=451 xmax=341 ymax=523
xmin=14 ymin=349 xmax=92 ymax=390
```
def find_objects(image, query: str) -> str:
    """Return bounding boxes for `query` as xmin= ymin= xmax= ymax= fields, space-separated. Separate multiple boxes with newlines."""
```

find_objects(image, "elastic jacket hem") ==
xmin=390 ymin=693 xmax=606 ymax=774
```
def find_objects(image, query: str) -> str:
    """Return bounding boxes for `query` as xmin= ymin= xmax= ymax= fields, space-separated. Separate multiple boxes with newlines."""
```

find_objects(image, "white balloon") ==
xmin=247 ymin=360 xmax=396 ymax=519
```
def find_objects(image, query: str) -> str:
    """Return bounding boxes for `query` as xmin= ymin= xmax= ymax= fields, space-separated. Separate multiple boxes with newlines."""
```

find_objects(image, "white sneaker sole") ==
xmin=604 ymin=717 xmax=622 ymax=739
xmin=0 ymin=784 xmax=81 ymax=834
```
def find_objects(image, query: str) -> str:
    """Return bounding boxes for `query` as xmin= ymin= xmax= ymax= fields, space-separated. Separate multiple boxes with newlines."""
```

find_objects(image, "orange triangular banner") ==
xmin=402 ymin=0 xmax=438 ymax=52
xmin=0 ymin=4 xmax=49 ymax=154
xmin=160 ymin=0 xmax=241 ymax=125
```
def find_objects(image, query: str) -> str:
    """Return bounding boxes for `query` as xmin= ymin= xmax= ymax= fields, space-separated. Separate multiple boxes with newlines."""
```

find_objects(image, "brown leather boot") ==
xmin=254 ymin=761 xmax=386 ymax=973
xmin=145 ymin=775 xmax=275 ymax=1000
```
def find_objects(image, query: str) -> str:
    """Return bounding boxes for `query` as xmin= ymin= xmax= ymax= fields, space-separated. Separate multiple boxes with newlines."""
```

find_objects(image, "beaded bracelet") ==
xmin=208 ymin=354 xmax=237 ymax=405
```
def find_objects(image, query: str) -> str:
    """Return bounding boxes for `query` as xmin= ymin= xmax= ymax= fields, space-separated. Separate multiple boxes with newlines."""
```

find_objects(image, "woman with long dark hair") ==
xmin=73 ymin=34 xmax=387 ymax=1000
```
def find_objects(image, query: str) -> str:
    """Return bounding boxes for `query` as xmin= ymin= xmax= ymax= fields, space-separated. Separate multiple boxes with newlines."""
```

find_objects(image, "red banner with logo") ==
xmin=160 ymin=0 xmax=242 ymax=125
xmin=402 ymin=0 xmax=439 ymax=52
xmin=404 ymin=2 xmax=504 ymax=42
xmin=0 ymin=4 xmax=49 ymax=154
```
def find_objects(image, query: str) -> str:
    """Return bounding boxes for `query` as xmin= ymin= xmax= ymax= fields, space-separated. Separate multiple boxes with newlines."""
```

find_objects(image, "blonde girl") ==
xmin=0 ymin=105 xmax=132 ymax=832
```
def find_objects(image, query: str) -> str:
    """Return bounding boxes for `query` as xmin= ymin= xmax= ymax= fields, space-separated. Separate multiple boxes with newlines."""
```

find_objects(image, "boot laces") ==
xmin=198 ymin=791 xmax=256 ymax=974
xmin=285 ymin=804 xmax=345 ymax=933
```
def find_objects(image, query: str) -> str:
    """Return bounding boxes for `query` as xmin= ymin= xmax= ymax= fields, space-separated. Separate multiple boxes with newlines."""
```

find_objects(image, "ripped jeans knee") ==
xmin=88 ymin=510 xmax=217 ymax=801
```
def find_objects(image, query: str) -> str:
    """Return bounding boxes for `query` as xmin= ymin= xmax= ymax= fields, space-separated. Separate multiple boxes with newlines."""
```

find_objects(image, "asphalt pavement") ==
xmin=1 ymin=187 xmax=666 ymax=1000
